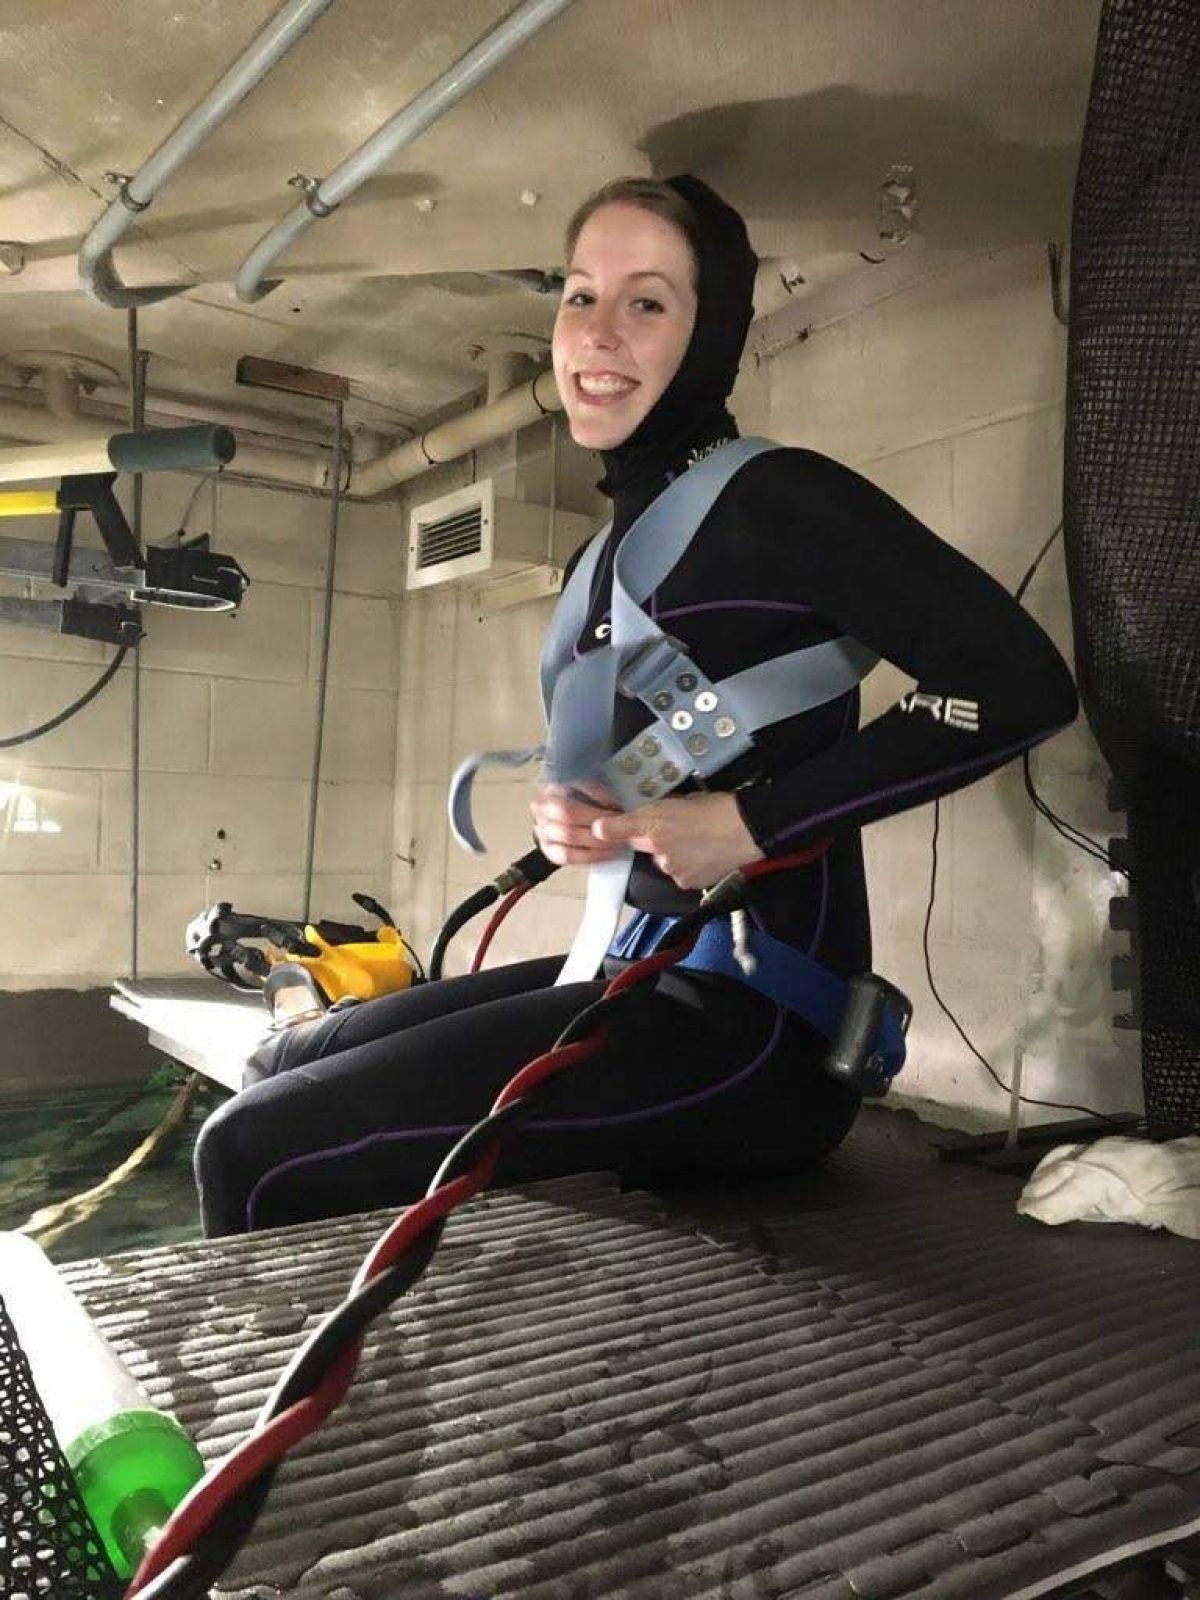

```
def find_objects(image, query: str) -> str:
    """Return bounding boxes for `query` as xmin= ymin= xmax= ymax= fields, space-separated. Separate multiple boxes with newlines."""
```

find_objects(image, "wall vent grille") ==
xmin=415 ymin=505 xmax=485 ymax=570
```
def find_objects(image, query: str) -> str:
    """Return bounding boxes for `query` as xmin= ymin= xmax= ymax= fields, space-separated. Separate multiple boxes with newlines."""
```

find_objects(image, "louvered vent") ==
xmin=415 ymin=503 xmax=486 ymax=570
xmin=406 ymin=476 xmax=596 ymax=592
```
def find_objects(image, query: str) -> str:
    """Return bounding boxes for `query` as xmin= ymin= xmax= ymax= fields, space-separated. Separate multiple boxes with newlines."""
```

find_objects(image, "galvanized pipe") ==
xmin=236 ymin=0 xmax=579 ymax=303
xmin=79 ymin=0 xmax=338 ymax=308
xmin=301 ymin=401 xmax=346 ymax=922
xmin=128 ymin=315 xmax=148 ymax=979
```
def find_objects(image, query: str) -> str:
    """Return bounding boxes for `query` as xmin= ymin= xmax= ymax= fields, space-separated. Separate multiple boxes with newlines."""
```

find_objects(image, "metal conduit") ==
xmin=127 ymin=315 xmax=148 ymax=979
xmin=301 ymin=400 xmax=346 ymax=922
xmin=79 ymin=0 xmax=339 ymax=309
xmin=235 ymin=0 xmax=579 ymax=303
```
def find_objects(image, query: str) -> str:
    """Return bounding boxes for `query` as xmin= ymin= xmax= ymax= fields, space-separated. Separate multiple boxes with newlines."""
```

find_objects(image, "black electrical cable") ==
xmin=427 ymin=850 xmax=558 ymax=981
xmin=1021 ymin=751 xmax=1112 ymax=867
xmin=0 ymin=646 xmax=129 ymax=749
xmin=923 ymin=797 xmax=1123 ymax=1123
xmin=918 ymin=521 xmax=1129 ymax=1123
xmin=427 ymin=885 xmax=499 ymax=980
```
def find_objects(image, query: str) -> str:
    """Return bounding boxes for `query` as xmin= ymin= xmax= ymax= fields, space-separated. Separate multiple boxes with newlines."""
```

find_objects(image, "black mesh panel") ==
xmin=0 ymin=1293 xmax=121 ymax=1600
xmin=1064 ymin=0 xmax=1200 ymax=1128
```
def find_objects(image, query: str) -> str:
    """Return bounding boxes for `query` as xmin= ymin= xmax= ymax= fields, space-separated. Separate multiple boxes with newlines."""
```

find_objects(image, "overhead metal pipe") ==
xmin=235 ymin=0 xmax=579 ymax=303
xmin=351 ymin=366 xmax=563 ymax=497
xmin=78 ymin=0 xmax=339 ymax=309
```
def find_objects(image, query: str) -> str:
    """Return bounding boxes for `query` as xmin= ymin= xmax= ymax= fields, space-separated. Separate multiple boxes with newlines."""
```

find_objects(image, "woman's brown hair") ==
xmin=563 ymin=177 xmax=701 ymax=285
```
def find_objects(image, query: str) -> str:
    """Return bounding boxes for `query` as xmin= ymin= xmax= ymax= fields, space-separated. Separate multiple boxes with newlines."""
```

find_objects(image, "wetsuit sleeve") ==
xmin=732 ymin=449 xmax=1079 ymax=853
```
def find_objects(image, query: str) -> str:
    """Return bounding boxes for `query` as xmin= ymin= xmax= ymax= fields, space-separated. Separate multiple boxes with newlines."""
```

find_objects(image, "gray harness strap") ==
xmin=445 ymin=438 xmax=877 ymax=983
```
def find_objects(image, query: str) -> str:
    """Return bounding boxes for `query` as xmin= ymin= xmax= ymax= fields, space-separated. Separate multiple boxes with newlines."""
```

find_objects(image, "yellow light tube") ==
xmin=0 ymin=490 xmax=59 ymax=518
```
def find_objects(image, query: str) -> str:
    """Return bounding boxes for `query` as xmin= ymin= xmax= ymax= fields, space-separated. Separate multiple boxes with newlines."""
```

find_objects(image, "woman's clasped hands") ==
xmin=530 ymin=782 xmax=763 ymax=891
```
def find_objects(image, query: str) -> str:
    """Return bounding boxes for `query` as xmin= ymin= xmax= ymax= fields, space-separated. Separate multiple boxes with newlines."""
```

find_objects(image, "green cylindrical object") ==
xmin=0 ymin=1232 xmax=205 ymax=1579
xmin=107 ymin=422 xmax=237 ymax=474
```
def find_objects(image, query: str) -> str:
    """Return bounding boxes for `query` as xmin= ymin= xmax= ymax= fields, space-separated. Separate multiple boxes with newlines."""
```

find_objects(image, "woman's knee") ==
xmin=193 ymin=1093 xmax=265 ymax=1237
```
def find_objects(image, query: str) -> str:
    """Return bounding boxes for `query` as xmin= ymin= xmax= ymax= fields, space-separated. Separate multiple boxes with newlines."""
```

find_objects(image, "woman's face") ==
xmin=552 ymin=202 xmax=698 ymax=451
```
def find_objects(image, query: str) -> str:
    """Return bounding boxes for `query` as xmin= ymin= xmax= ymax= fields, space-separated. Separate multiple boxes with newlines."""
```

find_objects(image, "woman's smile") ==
xmin=574 ymin=370 xmax=641 ymax=404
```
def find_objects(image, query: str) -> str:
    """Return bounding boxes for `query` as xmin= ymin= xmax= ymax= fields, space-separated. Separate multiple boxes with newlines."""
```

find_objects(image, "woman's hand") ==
xmin=530 ymin=783 xmax=626 ymax=866
xmin=591 ymin=791 xmax=764 ymax=890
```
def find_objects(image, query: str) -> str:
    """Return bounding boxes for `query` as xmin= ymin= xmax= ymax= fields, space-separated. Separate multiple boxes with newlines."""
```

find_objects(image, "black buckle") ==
xmin=824 ymin=973 xmax=912 ymax=1097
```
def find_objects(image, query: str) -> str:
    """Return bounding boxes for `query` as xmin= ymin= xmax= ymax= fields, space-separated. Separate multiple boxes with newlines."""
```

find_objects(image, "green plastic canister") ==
xmin=0 ymin=1230 xmax=205 ymax=1579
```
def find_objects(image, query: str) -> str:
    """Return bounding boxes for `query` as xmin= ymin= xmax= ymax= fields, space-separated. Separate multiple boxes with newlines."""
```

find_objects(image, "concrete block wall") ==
xmin=390 ymin=417 xmax=603 ymax=971
xmin=388 ymin=247 xmax=1136 ymax=1128
xmin=761 ymin=246 xmax=1134 ymax=1126
xmin=0 ymin=470 xmax=404 ymax=992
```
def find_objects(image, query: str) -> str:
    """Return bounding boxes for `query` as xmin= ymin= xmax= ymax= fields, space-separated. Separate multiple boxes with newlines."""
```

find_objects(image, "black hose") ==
xmin=0 ymin=646 xmax=129 ymax=749
xmin=426 ymin=849 xmax=560 ymax=981
xmin=427 ymin=885 xmax=499 ymax=981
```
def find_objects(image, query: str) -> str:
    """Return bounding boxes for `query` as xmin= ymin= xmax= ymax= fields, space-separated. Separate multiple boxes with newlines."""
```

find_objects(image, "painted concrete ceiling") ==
xmin=0 ymin=0 xmax=1101 ymax=437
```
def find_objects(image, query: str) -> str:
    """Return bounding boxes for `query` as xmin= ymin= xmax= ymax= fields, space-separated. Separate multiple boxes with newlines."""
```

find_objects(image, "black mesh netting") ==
xmin=1064 ymin=0 xmax=1200 ymax=1130
xmin=0 ymin=1293 xmax=122 ymax=1600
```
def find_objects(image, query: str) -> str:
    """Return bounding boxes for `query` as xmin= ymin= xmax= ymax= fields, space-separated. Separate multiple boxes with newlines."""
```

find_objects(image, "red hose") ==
xmin=470 ymin=882 xmax=531 ymax=972
xmin=127 ymin=838 xmax=831 ymax=1595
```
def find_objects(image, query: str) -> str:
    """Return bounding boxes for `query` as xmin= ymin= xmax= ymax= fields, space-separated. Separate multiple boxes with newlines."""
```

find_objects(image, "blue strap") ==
xmin=611 ymin=913 xmax=907 ymax=1080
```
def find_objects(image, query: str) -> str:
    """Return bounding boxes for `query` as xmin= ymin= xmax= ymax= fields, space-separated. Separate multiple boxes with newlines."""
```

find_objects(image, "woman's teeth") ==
xmin=576 ymin=373 xmax=637 ymax=397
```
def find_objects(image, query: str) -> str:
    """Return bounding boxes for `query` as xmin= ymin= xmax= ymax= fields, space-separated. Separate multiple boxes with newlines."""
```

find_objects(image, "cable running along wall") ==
xmin=1063 ymin=0 xmax=1200 ymax=1129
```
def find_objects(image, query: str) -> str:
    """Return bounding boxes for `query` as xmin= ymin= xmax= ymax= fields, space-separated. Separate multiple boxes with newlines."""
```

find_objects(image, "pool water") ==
xmin=0 ymin=1070 xmax=229 ymax=1263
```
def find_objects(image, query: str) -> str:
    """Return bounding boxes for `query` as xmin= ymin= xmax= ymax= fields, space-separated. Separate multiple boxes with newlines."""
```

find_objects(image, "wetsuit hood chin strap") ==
xmin=599 ymin=173 xmax=759 ymax=500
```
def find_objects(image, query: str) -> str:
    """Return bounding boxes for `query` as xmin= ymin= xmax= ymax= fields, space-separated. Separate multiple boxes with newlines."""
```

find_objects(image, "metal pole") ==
xmin=301 ymin=400 xmax=345 ymax=922
xmin=127 ymin=315 xmax=148 ymax=977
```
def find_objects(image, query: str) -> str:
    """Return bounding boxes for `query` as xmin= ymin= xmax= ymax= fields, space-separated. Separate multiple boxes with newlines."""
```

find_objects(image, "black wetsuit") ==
xmin=192 ymin=175 xmax=1077 ymax=1237
xmin=192 ymin=432 xmax=1077 ymax=1237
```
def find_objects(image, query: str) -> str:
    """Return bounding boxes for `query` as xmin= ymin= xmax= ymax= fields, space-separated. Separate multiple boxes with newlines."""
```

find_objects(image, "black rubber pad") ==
xmin=63 ymin=1111 xmax=1200 ymax=1597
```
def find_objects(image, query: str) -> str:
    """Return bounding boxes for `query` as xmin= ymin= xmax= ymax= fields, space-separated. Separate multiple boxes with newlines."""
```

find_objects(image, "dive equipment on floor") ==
xmin=186 ymin=891 xmax=420 ymax=1022
xmin=0 ymin=1231 xmax=205 ymax=1580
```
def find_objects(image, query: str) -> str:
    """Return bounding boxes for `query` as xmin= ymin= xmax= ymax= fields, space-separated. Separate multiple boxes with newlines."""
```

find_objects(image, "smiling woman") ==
xmin=552 ymin=187 xmax=699 ymax=451
xmin=192 ymin=174 xmax=1079 ymax=1240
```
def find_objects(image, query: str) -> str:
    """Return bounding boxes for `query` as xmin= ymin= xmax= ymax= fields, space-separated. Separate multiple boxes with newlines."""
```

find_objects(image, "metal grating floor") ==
xmin=61 ymin=1110 xmax=1200 ymax=1599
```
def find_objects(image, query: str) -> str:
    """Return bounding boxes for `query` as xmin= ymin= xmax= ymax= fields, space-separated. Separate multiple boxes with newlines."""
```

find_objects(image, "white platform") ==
xmin=110 ymin=977 xmax=271 ymax=1092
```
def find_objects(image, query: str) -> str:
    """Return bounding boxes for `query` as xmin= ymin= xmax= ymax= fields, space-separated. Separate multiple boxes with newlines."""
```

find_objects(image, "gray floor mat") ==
xmin=61 ymin=1111 xmax=1200 ymax=1598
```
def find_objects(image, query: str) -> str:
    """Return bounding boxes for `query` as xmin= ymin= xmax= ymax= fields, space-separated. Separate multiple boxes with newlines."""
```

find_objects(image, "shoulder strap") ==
xmin=539 ymin=437 xmax=781 ymax=722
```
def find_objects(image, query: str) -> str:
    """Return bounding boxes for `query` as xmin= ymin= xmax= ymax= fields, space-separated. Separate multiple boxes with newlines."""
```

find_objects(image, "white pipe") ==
xmin=0 ymin=395 xmax=340 ymax=492
xmin=352 ymin=368 xmax=564 ymax=497
xmin=0 ymin=435 xmax=120 ymax=485
xmin=42 ymin=368 xmax=80 ymax=421
xmin=0 ymin=371 xmax=568 ymax=502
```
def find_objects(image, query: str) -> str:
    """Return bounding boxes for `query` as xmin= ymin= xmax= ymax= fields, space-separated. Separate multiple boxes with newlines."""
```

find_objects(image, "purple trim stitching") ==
xmin=657 ymin=599 xmax=812 ymax=621
xmin=764 ymin=726 xmax=1069 ymax=847
xmin=244 ymin=1007 xmax=786 ymax=1230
